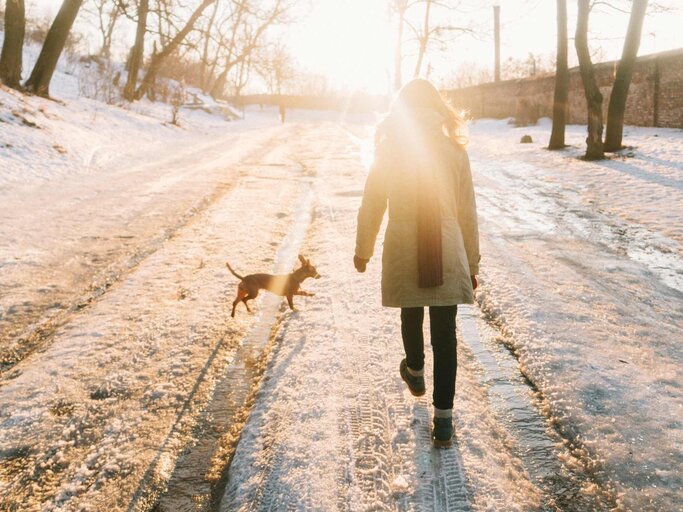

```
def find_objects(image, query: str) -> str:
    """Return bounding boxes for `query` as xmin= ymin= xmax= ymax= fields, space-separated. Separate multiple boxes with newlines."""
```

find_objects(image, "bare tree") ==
xmin=231 ymin=51 xmax=254 ymax=97
xmin=209 ymin=0 xmax=291 ymax=100
xmin=548 ymin=0 xmax=568 ymax=150
xmin=604 ymin=0 xmax=648 ymax=151
xmin=151 ymin=0 xmax=181 ymax=48
xmin=153 ymin=0 xmax=170 ymax=47
xmin=0 ymin=0 xmax=26 ymax=88
xmin=402 ymin=0 xmax=473 ymax=79
xmin=24 ymin=0 xmax=84 ymax=97
xmin=134 ymin=0 xmax=216 ymax=99
xmin=123 ymin=0 xmax=149 ymax=100
xmin=198 ymin=0 xmax=220 ymax=90
xmin=575 ymin=0 xmax=604 ymax=160
xmin=94 ymin=0 xmax=121 ymax=58
xmin=256 ymin=42 xmax=293 ymax=95
xmin=208 ymin=0 xmax=250 ymax=98
xmin=82 ymin=0 xmax=122 ymax=59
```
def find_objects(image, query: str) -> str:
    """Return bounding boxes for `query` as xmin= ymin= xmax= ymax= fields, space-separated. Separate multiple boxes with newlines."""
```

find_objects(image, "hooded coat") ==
xmin=355 ymin=108 xmax=480 ymax=308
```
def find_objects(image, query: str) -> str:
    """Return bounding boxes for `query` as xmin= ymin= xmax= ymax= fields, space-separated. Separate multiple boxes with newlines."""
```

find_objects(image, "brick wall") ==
xmin=443 ymin=48 xmax=683 ymax=129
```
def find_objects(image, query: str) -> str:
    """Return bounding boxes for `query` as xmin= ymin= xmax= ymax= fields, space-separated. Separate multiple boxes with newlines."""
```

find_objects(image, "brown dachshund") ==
xmin=227 ymin=255 xmax=321 ymax=317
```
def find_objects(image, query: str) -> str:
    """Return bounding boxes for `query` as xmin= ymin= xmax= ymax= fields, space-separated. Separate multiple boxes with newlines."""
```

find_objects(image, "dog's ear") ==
xmin=298 ymin=254 xmax=306 ymax=265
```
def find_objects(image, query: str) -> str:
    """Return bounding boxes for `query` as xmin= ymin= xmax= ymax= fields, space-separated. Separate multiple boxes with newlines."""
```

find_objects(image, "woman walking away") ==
xmin=354 ymin=79 xmax=480 ymax=448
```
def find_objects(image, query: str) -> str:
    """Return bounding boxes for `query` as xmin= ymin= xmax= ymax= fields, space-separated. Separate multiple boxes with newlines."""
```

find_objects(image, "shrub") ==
xmin=78 ymin=61 xmax=121 ymax=105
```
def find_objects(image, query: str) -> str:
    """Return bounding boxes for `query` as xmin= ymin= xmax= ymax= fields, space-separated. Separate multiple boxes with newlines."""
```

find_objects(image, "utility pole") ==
xmin=494 ymin=3 xmax=501 ymax=82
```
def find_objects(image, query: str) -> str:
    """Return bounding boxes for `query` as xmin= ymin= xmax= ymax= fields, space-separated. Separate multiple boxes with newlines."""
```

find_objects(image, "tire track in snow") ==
xmin=331 ymin=293 xmax=395 ymax=511
xmin=457 ymin=306 xmax=615 ymax=510
xmin=152 ymin=175 xmax=314 ymax=512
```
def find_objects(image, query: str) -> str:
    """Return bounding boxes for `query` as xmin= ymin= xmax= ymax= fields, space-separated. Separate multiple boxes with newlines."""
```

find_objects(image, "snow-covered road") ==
xmin=0 ymin=115 xmax=314 ymax=509
xmin=219 ymin=121 xmax=607 ymax=512
xmin=1 ymin=110 xmax=681 ymax=511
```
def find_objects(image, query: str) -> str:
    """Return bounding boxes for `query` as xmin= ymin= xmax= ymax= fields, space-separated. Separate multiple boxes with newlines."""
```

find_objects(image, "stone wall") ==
xmin=443 ymin=48 xmax=683 ymax=129
xmin=229 ymin=93 xmax=389 ymax=114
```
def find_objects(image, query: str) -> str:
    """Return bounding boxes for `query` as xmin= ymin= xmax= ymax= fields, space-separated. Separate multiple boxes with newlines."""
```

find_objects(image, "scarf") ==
xmin=381 ymin=107 xmax=445 ymax=288
xmin=416 ymin=162 xmax=443 ymax=288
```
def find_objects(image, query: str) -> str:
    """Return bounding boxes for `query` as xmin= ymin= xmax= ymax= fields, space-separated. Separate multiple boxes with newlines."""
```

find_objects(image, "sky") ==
xmin=29 ymin=0 xmax=683 ymax=94
xmin=284 ymin=0 xmax=682 ymax=93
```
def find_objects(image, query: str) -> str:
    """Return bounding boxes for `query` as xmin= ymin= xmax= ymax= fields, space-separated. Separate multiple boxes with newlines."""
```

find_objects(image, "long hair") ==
xmin=377 ymin=79 xmax=468 ymax=148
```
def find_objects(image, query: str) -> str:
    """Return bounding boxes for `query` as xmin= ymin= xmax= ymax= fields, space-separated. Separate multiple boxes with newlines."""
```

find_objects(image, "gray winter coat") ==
xmin=355 ymin=109 xmax=480 ymax=308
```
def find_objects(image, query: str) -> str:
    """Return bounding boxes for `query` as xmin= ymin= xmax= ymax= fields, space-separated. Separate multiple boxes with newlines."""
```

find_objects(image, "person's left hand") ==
xmin=471 ymin=275 xmax=478 ymax=290
xmin=354 ymin=255 xmax=368 ymax=273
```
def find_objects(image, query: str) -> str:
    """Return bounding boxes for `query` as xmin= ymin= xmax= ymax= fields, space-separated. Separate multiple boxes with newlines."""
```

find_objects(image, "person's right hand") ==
xmin=354 ymin=255 xmax=368 ymax=273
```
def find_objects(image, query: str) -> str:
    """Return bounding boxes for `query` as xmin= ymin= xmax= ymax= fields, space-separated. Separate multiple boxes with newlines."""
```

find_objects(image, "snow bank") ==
xmin=0 ymin=39 xmax=249 ymax=188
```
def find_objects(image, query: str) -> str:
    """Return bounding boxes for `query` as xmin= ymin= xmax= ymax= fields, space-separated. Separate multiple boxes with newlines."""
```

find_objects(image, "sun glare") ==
xmin=286 ymin=0 xmax=394 ymax=94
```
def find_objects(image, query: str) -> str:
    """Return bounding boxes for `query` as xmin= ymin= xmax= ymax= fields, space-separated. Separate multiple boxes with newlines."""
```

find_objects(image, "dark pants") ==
xmin=401 ymin=305 xmax=458 ymax=410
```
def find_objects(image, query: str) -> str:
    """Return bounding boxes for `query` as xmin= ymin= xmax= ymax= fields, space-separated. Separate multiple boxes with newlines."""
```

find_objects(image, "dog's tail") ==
xmin=225 ymin=262 xmax=245 ymax=281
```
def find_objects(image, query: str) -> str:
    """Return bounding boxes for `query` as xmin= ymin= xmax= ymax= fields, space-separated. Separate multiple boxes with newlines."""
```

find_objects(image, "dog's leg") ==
xmin=232 ymin=287 xmax=248 ymax=318
xmin=242 ymin=288 xmax=258 ymax=313
xmin=243 ymin=294 xmax=254 ymax=312
xmin=286 ymin=294 xmax=295 ymax=310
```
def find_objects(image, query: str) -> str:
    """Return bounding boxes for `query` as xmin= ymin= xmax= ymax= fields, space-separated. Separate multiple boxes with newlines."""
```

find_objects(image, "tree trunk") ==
xmin=135 ymin=0 xmax=216 ymax=100
xmin=548 ymin=0 xmax=568 ymax=150
xmin=200 ymin=0 xmax=220 ymax=91
xmin=234 ymin=53 xmax=250 ymax=97
xmin=24 ymin=0 xmax=83 ymax=96
xmin=100 ymin=4 xmax=120 ymax=59
xmin=604 ymin=0 xmax=648 ymax=152
xmin=123 ymin=0 xmax=149 ymax=101
xmin=0 ymin=0 xmax=26 ymax=88
xmin=210 ymin=64 xmax=229 ymax=99
xmin=413 ymin=0 xmax=431 ymax=78
xmin=575 ymin=0 xmax=604 ymax=160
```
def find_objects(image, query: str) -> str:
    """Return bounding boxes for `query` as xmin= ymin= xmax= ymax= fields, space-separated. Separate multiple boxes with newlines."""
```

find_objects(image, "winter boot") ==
xmin=432 ymin=410 xmax=453 ymax=448
xmin=400 ymin=358 xmax=425 ymax=397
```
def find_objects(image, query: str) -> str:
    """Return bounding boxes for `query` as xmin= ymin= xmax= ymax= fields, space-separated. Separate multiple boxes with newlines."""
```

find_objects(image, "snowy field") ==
xmin=1 ymin=61 xmax=682 ymax=512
